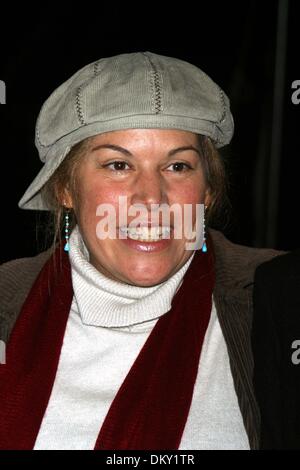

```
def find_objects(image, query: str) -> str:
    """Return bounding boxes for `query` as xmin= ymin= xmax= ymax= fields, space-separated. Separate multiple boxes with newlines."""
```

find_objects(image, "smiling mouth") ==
xmin=119 ymin=226 xmax=172 ymax=241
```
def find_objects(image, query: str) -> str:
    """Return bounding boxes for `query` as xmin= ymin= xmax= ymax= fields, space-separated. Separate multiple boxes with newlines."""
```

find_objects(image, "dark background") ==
xmin=0 ymin=0 xmax=299 ymax=264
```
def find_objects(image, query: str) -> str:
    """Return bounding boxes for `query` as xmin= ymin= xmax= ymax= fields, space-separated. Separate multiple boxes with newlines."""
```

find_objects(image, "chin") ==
xmin=123 ymin=267 xmax=171 ymax=287
xmin=127 ymin=278 xmax=166 ymax=288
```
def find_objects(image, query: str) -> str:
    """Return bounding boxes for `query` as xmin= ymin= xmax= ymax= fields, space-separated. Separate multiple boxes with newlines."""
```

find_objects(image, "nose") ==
xmin=130 ymin=169 xmax=168 ymax=208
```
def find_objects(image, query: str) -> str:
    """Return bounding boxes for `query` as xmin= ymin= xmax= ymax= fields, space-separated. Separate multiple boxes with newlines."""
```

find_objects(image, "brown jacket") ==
xmin=0 ymin=229 xmax=283 ymax=449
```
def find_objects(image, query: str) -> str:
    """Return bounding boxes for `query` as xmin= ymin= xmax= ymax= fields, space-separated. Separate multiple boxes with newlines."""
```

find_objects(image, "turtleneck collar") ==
xmin=68 ymin=225 xmax=195 ymax=328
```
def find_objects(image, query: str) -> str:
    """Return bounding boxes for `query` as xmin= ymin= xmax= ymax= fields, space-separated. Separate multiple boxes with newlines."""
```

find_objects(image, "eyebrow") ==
xmin=90 ymin=144 xmax=201 ymax=157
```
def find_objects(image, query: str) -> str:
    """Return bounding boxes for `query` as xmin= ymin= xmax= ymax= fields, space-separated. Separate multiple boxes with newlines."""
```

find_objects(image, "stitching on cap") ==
xmin=93 ymin=60 xmax=102 ymax=76
xmin=143 ymin=53 xmax=162 ymax=114
xmin=75 ymin=86 xmax=85 ymax=125
xmin=218 ymin=87 xmax=226 ymax=123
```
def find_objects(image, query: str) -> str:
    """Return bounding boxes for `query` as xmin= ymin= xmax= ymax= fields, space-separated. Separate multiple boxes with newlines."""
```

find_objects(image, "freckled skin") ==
xmin=66 ymin=129 xmax=211 ymax=287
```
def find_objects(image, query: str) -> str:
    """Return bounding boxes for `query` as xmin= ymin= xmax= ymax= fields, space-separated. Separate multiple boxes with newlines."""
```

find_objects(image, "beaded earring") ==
xmin=64 ymin=210 xmax=70 ymax=252
xmin=202 ymin=206 xmax=208 ymax=253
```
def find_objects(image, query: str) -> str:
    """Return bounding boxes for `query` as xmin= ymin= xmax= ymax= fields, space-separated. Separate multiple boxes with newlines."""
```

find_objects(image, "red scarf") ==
xmin=0 ymin=238 xmax=215 ymax=450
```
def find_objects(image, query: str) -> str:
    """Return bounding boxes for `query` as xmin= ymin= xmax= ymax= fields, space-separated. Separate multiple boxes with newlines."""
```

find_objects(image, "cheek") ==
xmin=168 ymin=176 xmax=207 ymax=232
xmin=170 ymin=178 xmax=207 ymax=205
xmin=76 ymin=177 xmax=123 ymax=212
xmin=75 ymin=177 xmax=131 ymax=235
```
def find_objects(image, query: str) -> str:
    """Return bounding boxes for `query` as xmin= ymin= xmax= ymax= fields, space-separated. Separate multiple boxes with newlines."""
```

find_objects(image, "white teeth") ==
xmin=120 ymin=226 xmax=171 ymax=241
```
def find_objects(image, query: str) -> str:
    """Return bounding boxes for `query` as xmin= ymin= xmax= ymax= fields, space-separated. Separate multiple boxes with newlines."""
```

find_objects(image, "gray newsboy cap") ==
xmin=18 ymin=51 xmax=234 ymax=210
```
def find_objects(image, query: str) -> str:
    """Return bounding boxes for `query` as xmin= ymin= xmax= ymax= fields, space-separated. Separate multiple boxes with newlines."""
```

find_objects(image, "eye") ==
xmin=104 ymin=161 xmax=130 ymax=171
xmin=167 ymin=162 xmax=192 ymax=172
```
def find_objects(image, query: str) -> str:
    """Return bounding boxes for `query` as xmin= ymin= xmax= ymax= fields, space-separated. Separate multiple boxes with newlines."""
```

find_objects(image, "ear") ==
xmin=60 ymin=187 xmax=74 ymax=209
xmin=204 ymin=188 xmax=212 ymax=208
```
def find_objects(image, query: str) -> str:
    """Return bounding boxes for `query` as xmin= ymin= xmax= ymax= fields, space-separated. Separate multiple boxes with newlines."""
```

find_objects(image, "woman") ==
xmin=0 ymin=51 xmax=281 ymax=450
xmin=252 ymin=251 xmax=300 ymax=449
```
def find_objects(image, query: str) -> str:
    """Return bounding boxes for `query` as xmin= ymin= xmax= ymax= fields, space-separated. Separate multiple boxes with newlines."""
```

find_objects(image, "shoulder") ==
xmin=0 ymin=250 xmax=52 ymax=341
xmin=209 ymin=228 xmax=286 ymax=291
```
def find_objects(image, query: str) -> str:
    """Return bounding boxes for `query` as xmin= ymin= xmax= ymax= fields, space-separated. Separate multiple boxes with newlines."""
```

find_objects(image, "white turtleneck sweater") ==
xmin=34 ymin=226 xmax=249 ymax=450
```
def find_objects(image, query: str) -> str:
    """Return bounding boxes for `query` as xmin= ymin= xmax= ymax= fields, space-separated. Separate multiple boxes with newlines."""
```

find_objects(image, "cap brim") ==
xmin=18 ymin=145 xmax=71 ymax=210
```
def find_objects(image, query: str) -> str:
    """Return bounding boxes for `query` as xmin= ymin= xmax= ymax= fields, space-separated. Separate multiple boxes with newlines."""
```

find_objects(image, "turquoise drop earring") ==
xmin=202 ymin=206 xmax=207 ymax=253
xmin=64 ymin=210 xmax=70 ymax=252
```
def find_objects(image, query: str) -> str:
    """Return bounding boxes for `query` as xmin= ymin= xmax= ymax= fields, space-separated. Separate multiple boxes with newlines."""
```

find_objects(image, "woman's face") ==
xmin=67 ymin=129 xmax=211 ymax=286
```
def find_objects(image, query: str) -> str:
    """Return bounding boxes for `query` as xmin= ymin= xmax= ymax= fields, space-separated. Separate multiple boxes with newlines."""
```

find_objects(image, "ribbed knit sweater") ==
xmin=33 ymin=226 xmax=249 ymax=450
